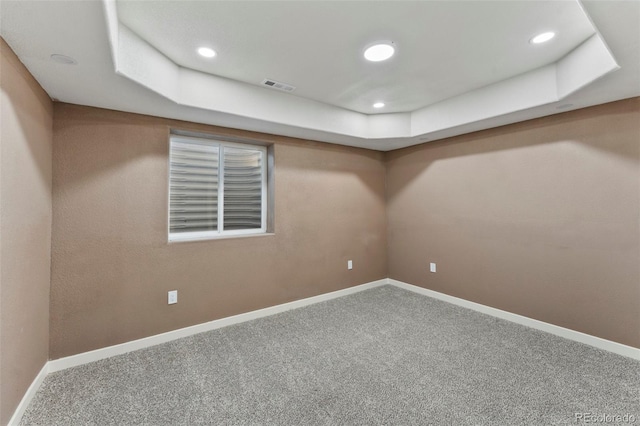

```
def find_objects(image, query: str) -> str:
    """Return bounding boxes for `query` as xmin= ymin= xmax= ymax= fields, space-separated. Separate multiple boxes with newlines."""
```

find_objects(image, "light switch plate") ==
xmin=168 ymin=290 xmax=178 ymax=304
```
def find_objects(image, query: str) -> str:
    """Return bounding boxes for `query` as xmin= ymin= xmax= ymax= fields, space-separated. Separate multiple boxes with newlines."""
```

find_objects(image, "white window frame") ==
xmin=168 ymin=135 xmax=268 ymax=242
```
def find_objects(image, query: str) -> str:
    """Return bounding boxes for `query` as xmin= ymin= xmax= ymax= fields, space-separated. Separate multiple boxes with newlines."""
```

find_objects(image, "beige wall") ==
xmin=0 ymin=39 xmax=53 ymax=425
xmin=50 ymin=103 xmax=388 ymax=359
xmin=47 ymin=98 xmax=640 ymax=357
xmin=386 ymin=98 xmax=640 ymax=348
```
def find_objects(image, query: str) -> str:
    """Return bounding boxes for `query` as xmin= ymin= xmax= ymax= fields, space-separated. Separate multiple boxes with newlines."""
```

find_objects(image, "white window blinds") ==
xmin=170 ymin=141 xmax=219 ymax=233
xmin=169 ymin=136 xmax=267 ymax=241
xmin=223 ymin=147 xmax=263 ymax=230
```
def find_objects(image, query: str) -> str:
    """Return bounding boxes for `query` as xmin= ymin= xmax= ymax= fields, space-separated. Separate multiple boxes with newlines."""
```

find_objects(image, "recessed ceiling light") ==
xmin=530 ymin=32 xmax=556 ymax=44
xmin=373 ymin=102 xmax=385 ymax=108
xmin=50 ymin=54 xmax=77 ymax=65
xmin=364 ymin=43 xmax=395 ymax=62
xmin=197 ymin=47 xmax=216 ymax=58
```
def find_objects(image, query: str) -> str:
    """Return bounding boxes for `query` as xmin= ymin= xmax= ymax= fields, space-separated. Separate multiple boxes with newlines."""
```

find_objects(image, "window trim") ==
xmin=168 ymin=134 xmax=268 ymax=242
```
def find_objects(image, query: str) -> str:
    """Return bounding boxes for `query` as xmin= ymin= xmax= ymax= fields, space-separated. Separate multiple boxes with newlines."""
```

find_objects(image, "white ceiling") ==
xmin=117 ymin=0 xmax=595 ymax=114
xmin=1 ymin=0 xmax=638 ymax=151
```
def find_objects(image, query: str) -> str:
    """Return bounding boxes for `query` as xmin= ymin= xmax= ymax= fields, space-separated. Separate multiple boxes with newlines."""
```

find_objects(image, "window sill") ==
xmin=168 ymin=233 xmax=275 ymax=244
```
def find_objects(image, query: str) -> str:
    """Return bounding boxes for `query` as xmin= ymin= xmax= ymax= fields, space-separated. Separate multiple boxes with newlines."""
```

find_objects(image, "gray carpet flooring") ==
xmin=21 ymin=285 xmax=639 ymax=425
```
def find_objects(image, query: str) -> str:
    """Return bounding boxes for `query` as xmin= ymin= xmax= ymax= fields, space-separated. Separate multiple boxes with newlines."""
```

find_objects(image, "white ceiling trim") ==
xmin=105 ymin=0 xmax=618 ymax=144
xmin=412 ymin=35 xmax=619 ymax=137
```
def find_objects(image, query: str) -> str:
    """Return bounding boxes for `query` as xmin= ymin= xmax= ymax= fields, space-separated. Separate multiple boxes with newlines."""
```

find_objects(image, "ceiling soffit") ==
xmin=107 ymin=0 xmax=619 ymax=144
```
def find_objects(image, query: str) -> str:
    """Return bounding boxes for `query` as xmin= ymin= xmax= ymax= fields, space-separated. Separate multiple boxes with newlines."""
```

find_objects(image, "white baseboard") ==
xmin=48 ymin=279 xmax=387 ymax=373
xmin=7 ymin=363 xmax=49 ymax=426
xmin=388 ymin=278 xmax=640 ymax=361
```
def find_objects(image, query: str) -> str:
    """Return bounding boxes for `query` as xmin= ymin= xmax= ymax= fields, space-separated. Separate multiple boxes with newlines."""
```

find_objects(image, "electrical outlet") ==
xmin=347 ymin=260 xmax=353 ymax=270
xmin=168 ymin=290 xmax=178 ymax=304
xmin=430 ymin=263 xmax=436 ymax=273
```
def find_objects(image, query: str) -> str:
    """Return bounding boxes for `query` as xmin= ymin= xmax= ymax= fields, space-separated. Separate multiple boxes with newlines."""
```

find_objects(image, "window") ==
xmin=169 ymin=135 xmax=268 ymax=241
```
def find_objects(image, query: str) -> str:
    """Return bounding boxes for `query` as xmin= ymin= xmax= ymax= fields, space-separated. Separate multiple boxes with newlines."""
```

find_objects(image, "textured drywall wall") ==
xmin=0 ymin=38 xmax=52 ymax=425
xmin=386 ymin=97 xmax=640 ymax=348
xmin=50 ymin=103 xmax=387 ymax=359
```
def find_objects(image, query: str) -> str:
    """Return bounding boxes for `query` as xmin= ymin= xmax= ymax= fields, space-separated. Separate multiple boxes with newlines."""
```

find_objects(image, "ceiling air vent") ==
xmin=261 ymin=79 xmax=296 ymax=92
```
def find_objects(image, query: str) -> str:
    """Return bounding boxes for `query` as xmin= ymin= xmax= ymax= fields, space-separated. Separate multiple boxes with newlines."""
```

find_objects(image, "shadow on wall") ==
xmin=53 ymin=106 xmax=167 ymax=192
xmin=2 ymin=47 xmax=53 ymax=187
xmin=385 ymin=98 xmax=640 ymax=200
xmin=276 ymin=142 xmax=386 ymax=206
xmin=53 ymin=103 xmax=386 ymax=201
